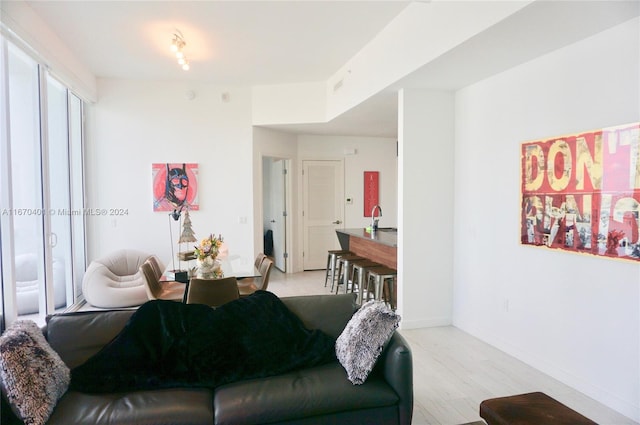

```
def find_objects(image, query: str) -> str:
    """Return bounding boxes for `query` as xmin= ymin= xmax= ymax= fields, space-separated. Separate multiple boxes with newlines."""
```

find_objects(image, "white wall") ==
xmin=252 ymin=83 xmax=326 ymax=126
xmin=453 ymin=18 xmax=640 ymax=421
xmin=85 ymin=79 xmax=256 ymax=273
xmin=297 ymin=135 xmax=398 ymax=228
xmin=0 ymin=1 xmax=97 ymax=101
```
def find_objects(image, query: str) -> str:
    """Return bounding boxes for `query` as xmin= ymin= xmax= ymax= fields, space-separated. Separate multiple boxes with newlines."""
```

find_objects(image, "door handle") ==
xmin=332 ymin=220 xmax=342 ymax=225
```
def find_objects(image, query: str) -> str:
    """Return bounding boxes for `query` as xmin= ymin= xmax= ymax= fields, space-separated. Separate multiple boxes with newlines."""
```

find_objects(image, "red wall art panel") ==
xmin=521 ymin=122 xmax=640 ymax=262
xmin=364 ymin=171 xmax=379 ymax=217
xmin=153 ymin=163 xmax=199 ymax=212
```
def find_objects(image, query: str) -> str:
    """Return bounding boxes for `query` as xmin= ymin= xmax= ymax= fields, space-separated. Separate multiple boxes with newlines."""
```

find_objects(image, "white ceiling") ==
xmin=24 ymin=1 xmax=640 ymax=138
xmin=26 ymin=1 xmax=410 ymax=86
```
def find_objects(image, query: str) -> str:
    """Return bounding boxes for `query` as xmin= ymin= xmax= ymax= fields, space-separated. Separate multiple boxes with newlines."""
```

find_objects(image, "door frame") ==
xmin=258 ymin=154 xmax=293 ymax=273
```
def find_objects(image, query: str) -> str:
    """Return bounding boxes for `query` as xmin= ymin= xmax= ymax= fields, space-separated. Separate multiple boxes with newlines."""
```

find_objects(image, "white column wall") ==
xmin=398 ymin=88 xmax=454 ymax=328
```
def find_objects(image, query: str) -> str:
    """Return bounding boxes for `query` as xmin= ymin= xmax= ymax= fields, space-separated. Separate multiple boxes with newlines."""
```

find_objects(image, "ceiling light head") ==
xmin=169 ymin=30 xmax=191 ymax=71
xmin=170 ymin=37 xmax=180 ymax=52
xmin=170 ymin=31 xmax=186 ymax=51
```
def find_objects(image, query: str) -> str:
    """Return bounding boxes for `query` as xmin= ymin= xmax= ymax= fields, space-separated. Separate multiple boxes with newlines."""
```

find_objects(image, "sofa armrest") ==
xmin=380 ymin=332 xmax=413 ymax=425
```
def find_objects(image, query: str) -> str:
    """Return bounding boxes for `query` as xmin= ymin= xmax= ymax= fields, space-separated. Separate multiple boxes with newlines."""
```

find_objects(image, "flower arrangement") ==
xmin=193 ymin=234 xmax=224 ymax=278
xmin=194 ymin=233 xmax=223 ymax=261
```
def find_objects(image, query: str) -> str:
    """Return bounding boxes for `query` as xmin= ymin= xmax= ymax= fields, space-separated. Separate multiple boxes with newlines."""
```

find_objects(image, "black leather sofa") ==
xmin=2 ymin=293 xmax=413 ymax=425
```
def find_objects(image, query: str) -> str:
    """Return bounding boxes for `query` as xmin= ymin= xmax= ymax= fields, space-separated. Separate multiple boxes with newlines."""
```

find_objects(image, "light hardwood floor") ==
xmin=269 ymin=269 xmax=638 ymax=425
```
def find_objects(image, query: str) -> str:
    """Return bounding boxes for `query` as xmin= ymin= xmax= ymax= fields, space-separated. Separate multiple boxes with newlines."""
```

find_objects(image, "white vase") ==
xmin=196 ymin=257 xmax=222 ymax=279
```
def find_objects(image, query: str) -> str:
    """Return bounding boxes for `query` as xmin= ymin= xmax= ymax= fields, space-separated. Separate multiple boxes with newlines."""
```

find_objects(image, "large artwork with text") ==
xmin=521 ymin=123 xmax=640 ymax=262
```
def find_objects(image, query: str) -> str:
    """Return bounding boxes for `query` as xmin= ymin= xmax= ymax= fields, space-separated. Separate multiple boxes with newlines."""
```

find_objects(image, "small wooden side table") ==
xmin=480 ymin=392 xmax=598 ymax=425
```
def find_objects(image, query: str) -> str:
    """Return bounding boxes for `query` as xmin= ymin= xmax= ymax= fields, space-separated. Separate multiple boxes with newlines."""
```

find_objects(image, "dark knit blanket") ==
xmin=70 ymin=291 xmax=336 ymax=393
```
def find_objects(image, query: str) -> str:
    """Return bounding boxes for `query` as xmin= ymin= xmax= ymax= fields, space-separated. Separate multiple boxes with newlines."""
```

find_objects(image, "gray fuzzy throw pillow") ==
xmin=335 ymin=300 xmax=400 ymax=385
xmin=0 ymin=320 xmax=70 ymax=425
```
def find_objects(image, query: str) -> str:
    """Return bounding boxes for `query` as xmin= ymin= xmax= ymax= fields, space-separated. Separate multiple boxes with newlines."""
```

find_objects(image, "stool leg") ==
xmin=339 ymin=261 xmax=351 ymax=295
xmin=342 ymin=262 xmax=349 ymax=295
xmin=334 ymin=260 xmax=343 ymax=294
xmin=347 ymin=263 xmax=355 ymax=294
xmin=364 ymin=273 xmax=372 ymax=302
xmin=374 ymin=275 xmax=383 ymax=301
xmin=382 ymin=277 xmax=396 ymax=309
xmin=350 ymin=266 xmax=357 ymax=295
xmin=324 ymin=254 xmax=331 ymax=287
xmin=331 ymin=257 xmax=340 ymax=292
xmin=357 ymin=268 xmax=367 ymax=305
xmin=390 ymin=276 xmax=397 ymax=310
xmin=381 ymin=277 xmax=388 ymax=305
xmin=351 ymin=265 xmax=363 ymax=298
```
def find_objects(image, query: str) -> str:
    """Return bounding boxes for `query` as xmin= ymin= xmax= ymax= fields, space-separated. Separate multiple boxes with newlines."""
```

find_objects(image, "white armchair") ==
xmin=82 ymin=249 xmax=151 ymax=308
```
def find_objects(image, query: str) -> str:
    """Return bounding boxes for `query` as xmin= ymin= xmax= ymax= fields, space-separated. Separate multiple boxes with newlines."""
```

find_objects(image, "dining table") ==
xmin=160 ymin=256 xmax=260 ymax=302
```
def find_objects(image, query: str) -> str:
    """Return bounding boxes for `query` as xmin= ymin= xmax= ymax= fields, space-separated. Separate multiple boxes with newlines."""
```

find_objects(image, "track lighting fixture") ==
xmin=170 ymin=30 xmax=190 ymax=71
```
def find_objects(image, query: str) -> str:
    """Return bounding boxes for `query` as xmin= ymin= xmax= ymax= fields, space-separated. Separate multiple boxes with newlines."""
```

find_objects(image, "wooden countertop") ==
xmin=336 ymin=228 xmax=397 ymax=247
xmin=336 ymin=228 xmax=397 ymax=269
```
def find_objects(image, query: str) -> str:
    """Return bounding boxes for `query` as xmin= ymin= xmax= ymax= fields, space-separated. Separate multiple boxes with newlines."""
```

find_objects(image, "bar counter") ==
xmin=336 ymin=228 xmax=397 ymax=269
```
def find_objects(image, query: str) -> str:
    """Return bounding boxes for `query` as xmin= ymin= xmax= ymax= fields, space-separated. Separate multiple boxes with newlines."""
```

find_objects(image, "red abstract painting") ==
xmin=152 ymin=163 xmax=199 ymax=212
xmin=364 ymin=171 xmax=379 ymax=217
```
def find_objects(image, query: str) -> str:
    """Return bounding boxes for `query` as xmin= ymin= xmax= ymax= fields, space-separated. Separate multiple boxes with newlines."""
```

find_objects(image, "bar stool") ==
xmin=324 ymin=250 xmax=351 ymax=290
xmin=335 ymin=254 xmax=364 ymax=294
xmin=350 ymin=260 xmax=381 ymax=305
xmin=366 ymin=266 xmax=397 ymax=310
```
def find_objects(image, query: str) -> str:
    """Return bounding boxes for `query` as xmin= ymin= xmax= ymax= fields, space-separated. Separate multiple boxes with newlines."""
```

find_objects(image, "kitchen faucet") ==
xmin=371 ymin=205 xmax=382 ymax=231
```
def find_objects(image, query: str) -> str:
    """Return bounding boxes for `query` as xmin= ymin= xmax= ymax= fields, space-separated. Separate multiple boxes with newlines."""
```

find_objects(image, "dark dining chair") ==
xmin=185 ymin=276 xmax=239 ymax=307
xmin=238 ymin=258 xmax=273 ymax=297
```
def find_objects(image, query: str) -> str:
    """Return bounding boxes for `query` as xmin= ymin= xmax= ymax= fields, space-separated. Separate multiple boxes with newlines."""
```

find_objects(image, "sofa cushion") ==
xmin=47 ymin=388 xmax=213 ymax=425
xmin=213 ymin=362 xmax=399 ymax=425
xmin=0 ymin=320 xmax=70 ymax=425
xmin=336 ymin=300 xmax=400 ymax=384
xmin=282 ymin=293 xmax=357 ymax=339
xmin=46 ymin=309 xmax=136 ymax=368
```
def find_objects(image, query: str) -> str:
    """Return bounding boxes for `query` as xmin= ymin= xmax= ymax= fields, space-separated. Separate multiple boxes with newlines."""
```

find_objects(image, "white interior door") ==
xmin=302 ymin=160 xmax=344 ymax=270
xmin=269 ymin=159 xmax=286 ymax=272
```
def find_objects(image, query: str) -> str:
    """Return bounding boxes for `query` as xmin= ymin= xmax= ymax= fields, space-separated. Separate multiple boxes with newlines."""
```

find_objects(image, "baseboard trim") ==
xmin=399 ymin=316 xmax=451 ymax=330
